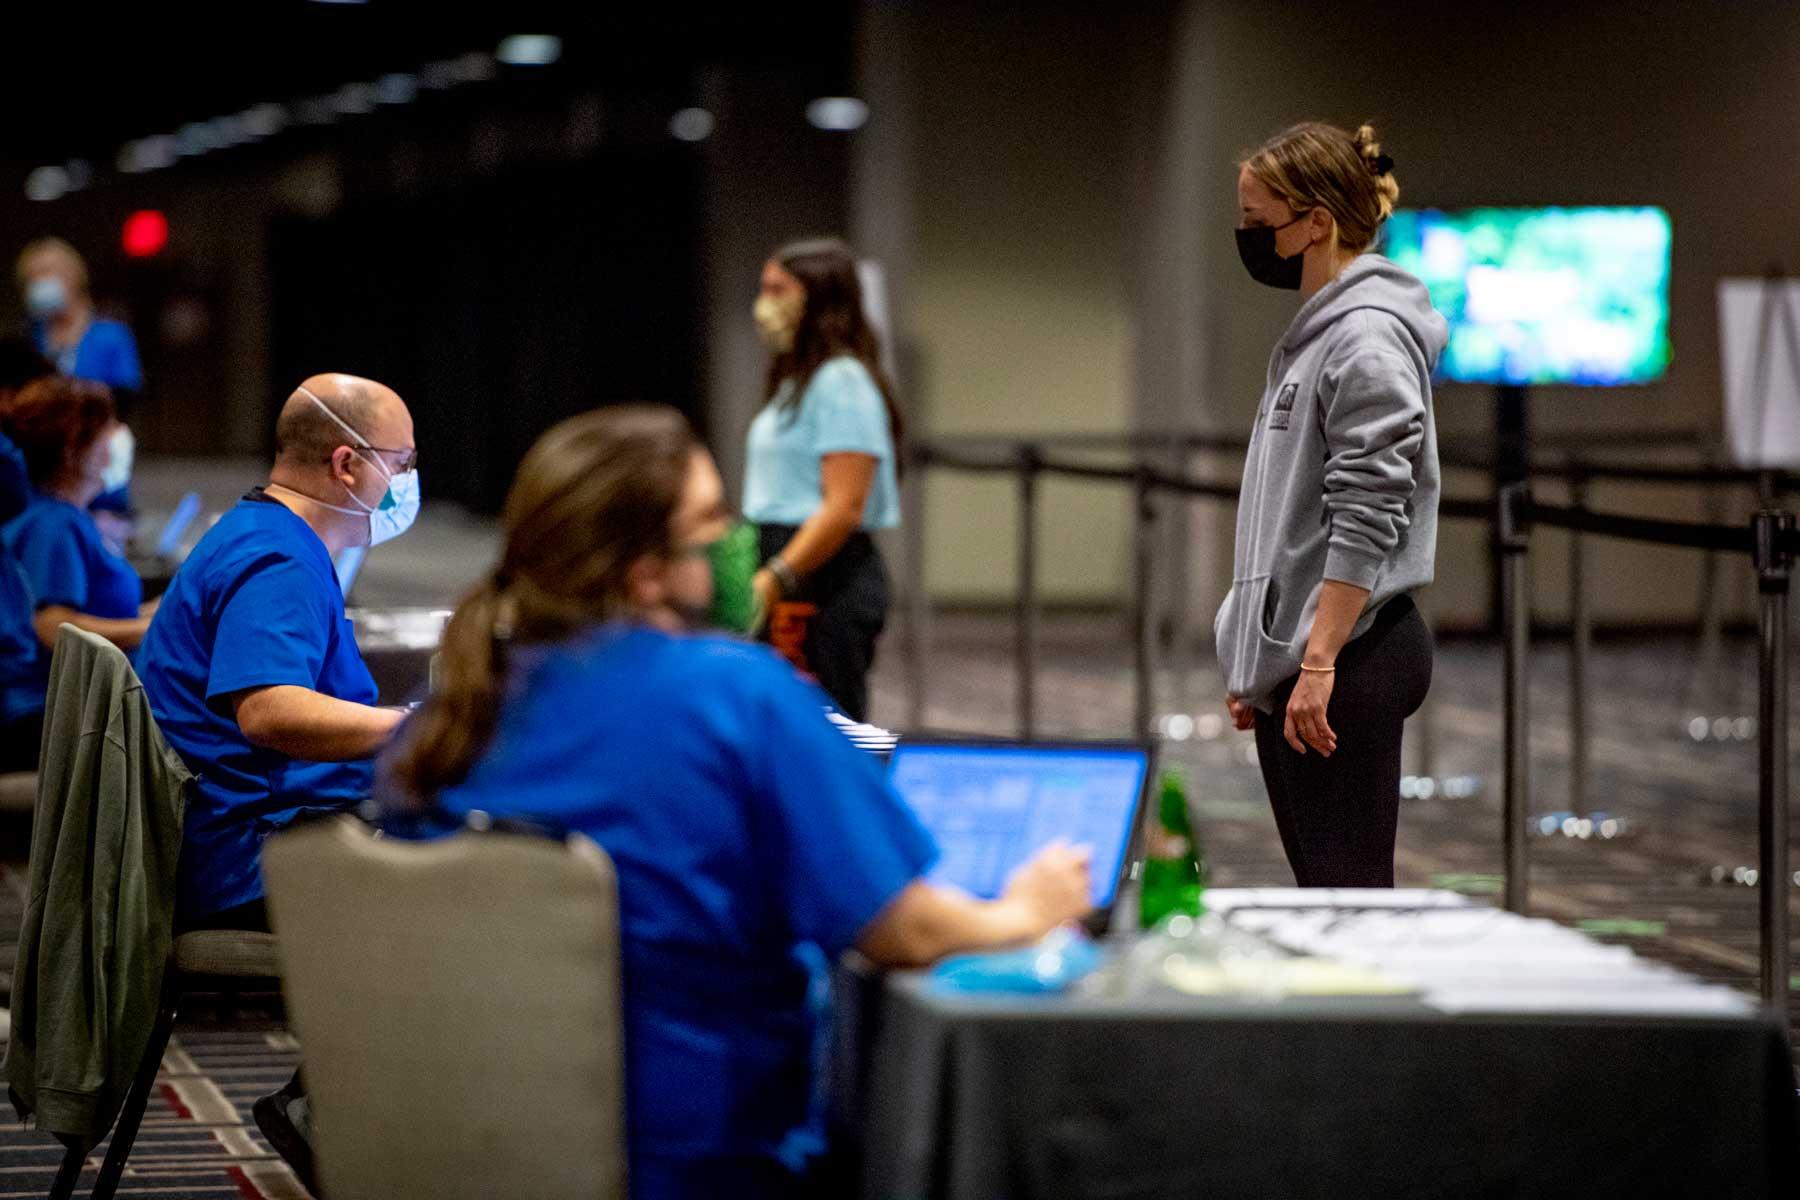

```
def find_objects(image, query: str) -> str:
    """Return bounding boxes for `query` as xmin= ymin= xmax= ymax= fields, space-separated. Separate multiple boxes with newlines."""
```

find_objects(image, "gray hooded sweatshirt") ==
xmin=1215 ymin=254 xmax=1448 ymax=712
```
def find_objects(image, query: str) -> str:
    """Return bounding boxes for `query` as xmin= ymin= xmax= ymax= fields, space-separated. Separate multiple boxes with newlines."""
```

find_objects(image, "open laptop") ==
xmin=129 ymin=491 xmax=204 ymax=598
xmin=887 ymin=736 xmax=1154 ymax=933
xmin=152 ymin=491 xmax=203 ymax=559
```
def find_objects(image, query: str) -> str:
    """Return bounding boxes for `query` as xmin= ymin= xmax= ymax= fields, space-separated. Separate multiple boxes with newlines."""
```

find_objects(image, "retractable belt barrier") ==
xmin=902 ymin=432 xmax=1798 ymax=1017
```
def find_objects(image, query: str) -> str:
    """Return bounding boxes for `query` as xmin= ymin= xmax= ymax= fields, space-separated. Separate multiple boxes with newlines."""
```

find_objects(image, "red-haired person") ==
xmin=0 ymin=377 xmax=153 ymax=766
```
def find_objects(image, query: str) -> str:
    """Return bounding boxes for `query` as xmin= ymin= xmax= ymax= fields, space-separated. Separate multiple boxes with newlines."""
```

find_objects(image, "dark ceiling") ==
xmin=3 ymin=2 xmax=854 ymax=175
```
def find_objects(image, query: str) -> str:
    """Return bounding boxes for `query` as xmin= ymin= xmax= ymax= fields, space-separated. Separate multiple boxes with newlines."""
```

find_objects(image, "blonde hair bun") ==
xmin=1353 ymin=123 xmax=1400 ymax=221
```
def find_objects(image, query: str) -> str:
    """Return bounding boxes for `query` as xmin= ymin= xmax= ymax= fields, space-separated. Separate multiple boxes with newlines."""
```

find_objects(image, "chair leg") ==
xmin=48 ymin=1140 xmax=85 ymax=1200
xmin=88 ymin=975 xmax=179 ymax=1200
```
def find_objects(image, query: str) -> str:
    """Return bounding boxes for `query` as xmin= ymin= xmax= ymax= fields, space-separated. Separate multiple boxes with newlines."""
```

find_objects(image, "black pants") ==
xmin=757 ymin=526 xmax=889 ymax=723
xmin=1252 ymin=596 xmax=1433 ymax=888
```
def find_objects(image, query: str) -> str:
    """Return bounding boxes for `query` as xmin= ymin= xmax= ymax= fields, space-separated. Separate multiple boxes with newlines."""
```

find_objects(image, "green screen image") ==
xmin=1383 ymin=206 xmax=1672 ymax=385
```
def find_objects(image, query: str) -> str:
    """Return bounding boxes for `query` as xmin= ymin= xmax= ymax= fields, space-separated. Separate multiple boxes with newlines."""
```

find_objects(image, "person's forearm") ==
xmin=1303 ymin=580 xmax=1373 ymax=668
xmin=235 ymin=684 xmax=404 ymax=762
xmin=35 ymin=605 xmax=151 ymax=651
xmin=857 ymin=881 xmax=1045 ymax=968
xmin=772 ymin=503 xmax=862 ymax=578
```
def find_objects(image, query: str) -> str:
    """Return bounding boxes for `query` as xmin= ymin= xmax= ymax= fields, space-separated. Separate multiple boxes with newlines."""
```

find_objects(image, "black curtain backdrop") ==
xmin=269 ymin=147 xmax=704 ymax=514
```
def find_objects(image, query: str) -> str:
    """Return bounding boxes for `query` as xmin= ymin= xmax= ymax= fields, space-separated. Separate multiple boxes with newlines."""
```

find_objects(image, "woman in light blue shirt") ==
xmin=743 ymin=238 xmax=902 ymax=721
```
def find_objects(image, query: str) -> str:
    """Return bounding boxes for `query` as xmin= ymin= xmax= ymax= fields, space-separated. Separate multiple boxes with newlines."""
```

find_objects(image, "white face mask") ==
xmin=100 ymin=425 xmax=135 ymax=493
xmin=25 ymin=276 xmax=68 ymax=319
xmin=299 ymin=386 xmax=421 ymax=546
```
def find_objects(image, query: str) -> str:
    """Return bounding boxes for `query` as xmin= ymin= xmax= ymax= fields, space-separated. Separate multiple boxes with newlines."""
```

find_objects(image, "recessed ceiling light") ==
xmin=25 ymin=166 xmax=69 ymax=202
xmin=668 ymin=108 xmax=715 ymax=143
xmin=377 ymin=73 xmax=419 ymax=105
xmin=806 ymin=97 xmax=869 ymax=131
xmin=497 ymin=34 xmax=562 ymax=66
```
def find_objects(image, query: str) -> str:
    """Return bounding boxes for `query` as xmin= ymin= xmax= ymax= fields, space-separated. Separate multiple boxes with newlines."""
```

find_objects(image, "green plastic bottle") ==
xmin=1139 ymin=769 xmax=1206 ymax=928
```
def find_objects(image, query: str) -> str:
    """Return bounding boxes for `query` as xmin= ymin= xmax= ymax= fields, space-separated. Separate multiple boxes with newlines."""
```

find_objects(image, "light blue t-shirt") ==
xmin=743 ymin=356 xmax=900 ymax=530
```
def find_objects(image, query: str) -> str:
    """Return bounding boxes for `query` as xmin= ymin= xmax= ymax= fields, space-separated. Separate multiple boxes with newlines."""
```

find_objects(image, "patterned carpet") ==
xmin=0 ymin=622 xmax=1794 ymax=1196
xmin=0 ymin=860 xmax=309 ymax=1199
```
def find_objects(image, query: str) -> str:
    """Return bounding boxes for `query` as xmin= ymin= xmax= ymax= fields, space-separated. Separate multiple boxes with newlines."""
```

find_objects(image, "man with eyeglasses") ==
xmin=138 ymin=373 xmax=420 ymax=1183
xmin=140 ymin=373 xmax=419 ymax=933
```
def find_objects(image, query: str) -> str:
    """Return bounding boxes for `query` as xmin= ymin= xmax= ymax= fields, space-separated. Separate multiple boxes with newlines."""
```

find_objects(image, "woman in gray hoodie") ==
xmin=1216 ymin=122 xmax=1447 ymax=887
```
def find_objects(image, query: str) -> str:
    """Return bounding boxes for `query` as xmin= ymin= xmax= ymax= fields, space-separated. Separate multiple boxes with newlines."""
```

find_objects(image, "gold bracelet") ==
xmin=1299 ymin=664 xmax=1336 ymax=673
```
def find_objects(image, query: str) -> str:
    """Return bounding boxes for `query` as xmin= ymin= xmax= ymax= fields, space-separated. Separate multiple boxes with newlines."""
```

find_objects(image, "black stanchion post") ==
xmin=1133 ymin=467 xmax=1156 ymax=737
xmin=1500 ymin=480 xmax=1533 ymax=914
xmin=1569 ymin=467 xmax=1591 ymax=817
xmin=1752 ymin=508 xmax=1793 ymax=1011
xmin=1016 ymin=445 xmax=1041 ymax=739
xmin=905 ymin=445 xmax=931 ymax=730
xmin=1491 ymin=384 xmax=1531 ymax=634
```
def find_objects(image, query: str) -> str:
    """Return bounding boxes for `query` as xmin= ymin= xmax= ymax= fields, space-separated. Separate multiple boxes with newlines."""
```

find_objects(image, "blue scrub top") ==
xmin=381 ymin=624 xmax=935 ymax=1195
xmin=0 ymin=433 xmax=38 ymax=723
xmin=139 ymin=490 xmax=378 ymax=920
xmin=34 ymin=318 xmax=144 ymax=513
xmin=1 ymin=492 xmax=144 ymax=719
xmin=743 ymin=356 xmax=901 ymax=530
xmin=33 ymin=316 xmax=143 ymax=393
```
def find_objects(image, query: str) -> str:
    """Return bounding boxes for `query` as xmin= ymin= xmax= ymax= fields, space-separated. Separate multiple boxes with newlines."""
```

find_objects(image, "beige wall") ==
xmin=903 ymin=4 xmax=1144 ymax=605
xmin=884 ymin=0 xmax=1800 ymax=628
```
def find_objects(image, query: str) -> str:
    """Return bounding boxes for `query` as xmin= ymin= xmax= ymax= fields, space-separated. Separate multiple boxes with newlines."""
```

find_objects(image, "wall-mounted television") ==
xmin=1382 ymin=206 xmax=1672 ymax=386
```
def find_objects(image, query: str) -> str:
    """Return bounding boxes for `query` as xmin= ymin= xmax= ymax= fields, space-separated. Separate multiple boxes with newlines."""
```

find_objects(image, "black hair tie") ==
xmin=1372 ymin=153 xmax=1395 ymax=176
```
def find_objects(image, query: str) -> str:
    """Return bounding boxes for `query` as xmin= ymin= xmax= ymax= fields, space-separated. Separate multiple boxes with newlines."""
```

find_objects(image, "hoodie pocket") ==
xmin=1216 ymin=574 xmax=1301 ymax=705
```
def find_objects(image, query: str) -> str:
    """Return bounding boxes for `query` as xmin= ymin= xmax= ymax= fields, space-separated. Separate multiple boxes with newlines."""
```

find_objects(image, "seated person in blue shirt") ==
xmin=0 ymin=377 xmax=155 ymax=765
xmin=140 ymin=373 xmax=419 ymax=932
xmin=0 ymin=340 xmax=53 ymax=770
xmin=379 ymin=405 xmax=1094 ymax=1200
xmin=17 ymin=238 xmax=145 ymax=519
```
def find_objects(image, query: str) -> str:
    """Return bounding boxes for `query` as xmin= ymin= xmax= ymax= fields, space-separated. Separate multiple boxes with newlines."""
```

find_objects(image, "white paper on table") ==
xmin=1424 ymin=986 xmax=1755 ymax=1017
xmin=1204 ymin=888 xmax=1470 ymax=912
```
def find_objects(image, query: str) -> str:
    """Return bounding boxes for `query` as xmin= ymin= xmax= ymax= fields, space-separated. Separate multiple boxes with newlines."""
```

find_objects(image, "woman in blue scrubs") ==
xmin=743 ymin=238 xmax=902 ymax=721
xmin=0 ymin=341 xmax=52 ymax=770
xmin=382 ymin=406 xmax=1092 ymax=1198
xmin=0 ymin=377 xmax=153 ymax=763
xmin=16 ymin=238 xmax=145 ymax=519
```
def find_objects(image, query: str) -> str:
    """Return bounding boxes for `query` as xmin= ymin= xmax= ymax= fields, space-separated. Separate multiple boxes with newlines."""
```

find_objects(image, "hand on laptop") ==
xmin=1002 ymin=840 xmax=1094 ymax=934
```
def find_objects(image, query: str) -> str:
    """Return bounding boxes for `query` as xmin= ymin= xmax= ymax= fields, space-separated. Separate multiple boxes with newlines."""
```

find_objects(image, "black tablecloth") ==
xmin=833 ymin=961 xmax=1796 ymax=1199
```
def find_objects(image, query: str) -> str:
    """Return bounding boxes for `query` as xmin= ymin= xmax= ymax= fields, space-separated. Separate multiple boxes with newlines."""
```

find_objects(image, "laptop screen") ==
xmin=154 ymin=492 xmax=202 ymax=559
xmin=888 ymin=741 xmax=1150 ymax=909
xmin=333 ymin=545 xmax=367 ymax=598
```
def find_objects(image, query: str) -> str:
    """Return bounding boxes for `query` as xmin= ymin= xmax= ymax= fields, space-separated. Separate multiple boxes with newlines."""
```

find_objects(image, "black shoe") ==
xmin=253 ymin=1088 xmax=320 ymax=1196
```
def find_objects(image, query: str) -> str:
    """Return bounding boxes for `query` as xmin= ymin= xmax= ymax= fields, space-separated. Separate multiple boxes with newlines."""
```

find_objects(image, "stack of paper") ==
xmin=825 ymin=709 xmax=899 ymax=757
xmin=1217 ymin=894 xmax=1754 ymax=1017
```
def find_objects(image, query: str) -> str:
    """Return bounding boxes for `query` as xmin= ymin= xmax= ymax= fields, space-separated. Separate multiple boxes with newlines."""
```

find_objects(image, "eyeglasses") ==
xmin=356 ymin=445 xmax=419 ymax=473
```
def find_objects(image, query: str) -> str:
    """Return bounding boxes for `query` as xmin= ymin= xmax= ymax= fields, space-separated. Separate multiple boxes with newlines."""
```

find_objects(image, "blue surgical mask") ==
xmin=25 ymin=276 xmax=68 ymax=319
xmin=299 ymin=386 xmax=422 ymax=546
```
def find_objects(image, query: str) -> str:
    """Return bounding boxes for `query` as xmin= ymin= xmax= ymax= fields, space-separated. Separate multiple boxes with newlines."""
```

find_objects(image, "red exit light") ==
xmin=122 ymin=210 xmax=169 ymax=258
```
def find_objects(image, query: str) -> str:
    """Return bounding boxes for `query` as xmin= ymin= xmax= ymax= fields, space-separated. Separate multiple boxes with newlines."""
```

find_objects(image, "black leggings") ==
xmin=757 ymin=526 xmax=889 ymax=723
xmin=1252 ymin=596 xmax=1433 ymax=888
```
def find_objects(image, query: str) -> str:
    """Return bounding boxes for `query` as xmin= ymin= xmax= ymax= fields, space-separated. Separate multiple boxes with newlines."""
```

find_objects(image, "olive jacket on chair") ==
xmin=4 ymin=625 xmax=189 ymax=1145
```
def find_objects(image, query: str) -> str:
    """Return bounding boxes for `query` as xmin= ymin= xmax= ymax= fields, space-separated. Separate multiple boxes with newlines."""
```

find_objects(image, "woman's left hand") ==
xmin=750 ymin=568 xmax=781 ymax=634
xmin=1284 ymin=669 xmax=1338 ymax=757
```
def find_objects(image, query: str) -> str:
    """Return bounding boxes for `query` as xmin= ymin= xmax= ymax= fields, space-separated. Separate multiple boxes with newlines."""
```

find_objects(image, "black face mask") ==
xmin=1235 ymin=212 xmax=1311 ymax=290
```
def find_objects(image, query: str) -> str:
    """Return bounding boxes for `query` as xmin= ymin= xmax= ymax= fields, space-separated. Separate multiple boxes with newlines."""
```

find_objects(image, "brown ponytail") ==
xmin=383 ymin=405 xmax=699 ymax=805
